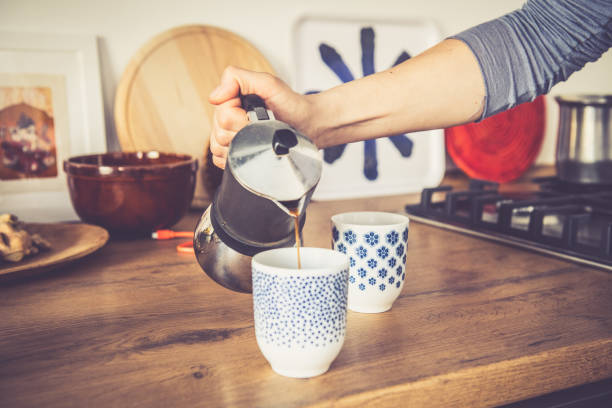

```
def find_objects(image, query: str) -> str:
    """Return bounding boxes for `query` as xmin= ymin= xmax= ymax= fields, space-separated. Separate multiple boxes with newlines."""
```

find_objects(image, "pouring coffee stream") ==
xmin=194 ymin=94 xmax=321 ymax=292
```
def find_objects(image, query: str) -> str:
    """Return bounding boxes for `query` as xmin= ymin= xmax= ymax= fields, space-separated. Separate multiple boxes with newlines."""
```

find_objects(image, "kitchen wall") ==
xmin=2 ymin=0 xmax=611 ymax=164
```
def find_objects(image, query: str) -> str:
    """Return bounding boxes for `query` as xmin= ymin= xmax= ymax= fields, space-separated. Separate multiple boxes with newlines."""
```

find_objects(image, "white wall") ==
xmin=2 ymin=0 xmax=611 ymax=164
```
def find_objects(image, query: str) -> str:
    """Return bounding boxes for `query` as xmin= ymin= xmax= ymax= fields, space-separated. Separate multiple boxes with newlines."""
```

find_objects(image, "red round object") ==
xmin=445 ymin=96 xmax=546 ymax=183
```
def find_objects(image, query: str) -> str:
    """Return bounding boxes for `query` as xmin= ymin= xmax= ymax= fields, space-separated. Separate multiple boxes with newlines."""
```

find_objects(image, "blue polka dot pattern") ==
xmin=253 ymin=268 xmax=348 ymax=349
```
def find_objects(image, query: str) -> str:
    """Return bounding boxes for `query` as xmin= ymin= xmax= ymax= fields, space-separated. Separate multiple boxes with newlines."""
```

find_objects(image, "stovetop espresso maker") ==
xmin=194 ymin=94 xmax=322 ymax=293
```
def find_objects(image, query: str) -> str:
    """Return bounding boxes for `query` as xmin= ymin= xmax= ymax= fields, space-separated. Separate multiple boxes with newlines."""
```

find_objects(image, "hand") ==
xmin=208 ymin=66 xmax=312 ymax=169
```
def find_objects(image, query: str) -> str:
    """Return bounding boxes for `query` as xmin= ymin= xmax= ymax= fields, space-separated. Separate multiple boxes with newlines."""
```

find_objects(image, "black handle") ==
xmin=272 ymin=129 xmax=298 ymax=155
xmin=240 ymin=94 xmax=269 ymax=121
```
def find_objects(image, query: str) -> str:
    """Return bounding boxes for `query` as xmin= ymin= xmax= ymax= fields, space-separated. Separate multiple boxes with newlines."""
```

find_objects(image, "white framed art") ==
xmin=0 ymin=32 xmax=106 ymax=221
xmin=293 ymin=16 xmax=446 ymax=200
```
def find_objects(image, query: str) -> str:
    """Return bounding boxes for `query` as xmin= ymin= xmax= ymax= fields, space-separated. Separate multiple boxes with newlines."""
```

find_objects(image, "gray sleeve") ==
xmin=451 ymin=0 xmax=612 ymax=120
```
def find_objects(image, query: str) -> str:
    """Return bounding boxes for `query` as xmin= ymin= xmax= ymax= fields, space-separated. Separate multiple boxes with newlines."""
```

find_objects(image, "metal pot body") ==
xmin=212 ymin=159 xmax=310 ymax=253
xmin=556 ymin=95 xmax=612 ymax=184
xmin=194 ymin=203 xmax=306 ymax=294
xmin=193 ymin=94 xmax=321 ymax=293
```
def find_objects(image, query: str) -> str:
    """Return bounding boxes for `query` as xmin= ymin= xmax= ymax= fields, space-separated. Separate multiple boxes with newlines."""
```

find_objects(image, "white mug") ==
xmin=252 ymin=247 xmax=349 ymax=378
xmin=331 ymin=212 xmax=409 ymax=313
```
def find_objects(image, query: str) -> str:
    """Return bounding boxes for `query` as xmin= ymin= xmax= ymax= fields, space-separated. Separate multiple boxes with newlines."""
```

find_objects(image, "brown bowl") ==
xmin=64 ymin=151 xmax=198 ymax=235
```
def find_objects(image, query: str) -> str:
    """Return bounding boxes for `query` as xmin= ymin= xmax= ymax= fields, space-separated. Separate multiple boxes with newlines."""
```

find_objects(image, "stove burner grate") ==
xmin=405 ymin=178 xmax=612 ymax=271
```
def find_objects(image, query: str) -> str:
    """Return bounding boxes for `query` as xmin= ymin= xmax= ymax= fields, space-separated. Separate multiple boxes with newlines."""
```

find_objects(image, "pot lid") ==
xmin=555 ymin=95 xmax=612 ymax=106
xmin=228 ymin=120 xmax=322 ymax=201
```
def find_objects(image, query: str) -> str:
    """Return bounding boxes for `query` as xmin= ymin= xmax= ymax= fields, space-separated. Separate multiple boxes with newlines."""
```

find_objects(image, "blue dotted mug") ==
xmin=252 ymin=247 xmax=349 ymax=378
xmin=331 ymin=212 xmax=409 ymax=313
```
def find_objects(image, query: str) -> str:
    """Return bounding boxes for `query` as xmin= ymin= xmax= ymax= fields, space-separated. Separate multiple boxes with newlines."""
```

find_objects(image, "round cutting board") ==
xmin=114 ymin=24 xmax=275 ymax=207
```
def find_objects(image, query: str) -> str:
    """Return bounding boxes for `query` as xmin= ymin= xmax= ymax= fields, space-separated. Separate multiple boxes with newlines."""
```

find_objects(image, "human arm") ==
xmin=208 ymin=0 xmax=612 ymax=169
xmin=452 ymin=0 xmax=612 ymax=119
xmin=208 ymin=38 xmax=484 ymax=168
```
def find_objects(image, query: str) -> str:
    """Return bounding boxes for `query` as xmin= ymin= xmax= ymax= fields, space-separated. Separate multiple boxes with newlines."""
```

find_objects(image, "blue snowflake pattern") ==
xmin=396 ymin=281 xmax=401 ymax=288
xmin=396 ymin=265 xmax=403 ymax=276
xmin=386 ymin=231 xmax=399 ymax=246
xmin=388 ymin=276 xmax=395 ymax=284
xmin=332 ymin=226 xmax=340 ymax=242
xmin=359 ymin=283 xmax=366 ymax=291
xmin=368 ymin=277 xmax=376 ymax=286
xmin=377 ymin=246 xmax=389 ymax=259
xmin=349 ymin=257 xmax=356 ymax=267
xmin=337 ymin=243 xmax=347 ymax=254
xmin=349 ymin=275 xmax=355 ymax=283
xmin=379 ymin=284 xmax=386 ymax=291
xmin=367 ymin=258 xmax=377 ymax=268
xmin=402 ymin=227 xmax=409 ymax=242
xmin=356 ymin=245 xmax=368 ymax=259
xmin=388 ymin=257 xmax=397 ymax=268
xmin=395 ymin=244 xmax=404 ymax=257
xmin=364 ymin=232 xmax=379 ymax=246
xmin=344 ymin=230 xmax=357 ymax=245
xmin=378 ymin=268 xmax=387 ymax=278
xmin=401 ymin=272 xmax=406 ymax=281
xmin=403 ymin=254 xmax=407 ymax=264
xmin=358 ymin=268 xmax=367 ymax=278
xmin=313 ymin=27 xmax=414 ymax=180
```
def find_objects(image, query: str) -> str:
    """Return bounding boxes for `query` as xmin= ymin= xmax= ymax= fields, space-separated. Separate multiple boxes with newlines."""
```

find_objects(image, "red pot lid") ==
xmin=445 ymin=96 xmax=546 ymax=183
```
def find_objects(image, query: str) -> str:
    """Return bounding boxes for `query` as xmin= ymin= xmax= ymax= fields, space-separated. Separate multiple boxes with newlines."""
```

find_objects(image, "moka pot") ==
xmin=194 ymin=94 xmax=322 ymax=293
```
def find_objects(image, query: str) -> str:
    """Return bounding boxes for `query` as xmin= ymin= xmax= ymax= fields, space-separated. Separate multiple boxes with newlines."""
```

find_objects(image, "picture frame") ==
xmin=0 ymin=31 xmax=106 ymax=221
xmin=293 ymin=17 xmax=445 ymax=200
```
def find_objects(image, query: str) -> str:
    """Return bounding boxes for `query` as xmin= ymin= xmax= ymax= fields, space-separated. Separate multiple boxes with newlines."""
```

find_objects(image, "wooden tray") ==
xmin=114 ymin=24 xmax=275 ymax=208
xmin=0 ymin=223 xmax=109 ymax=279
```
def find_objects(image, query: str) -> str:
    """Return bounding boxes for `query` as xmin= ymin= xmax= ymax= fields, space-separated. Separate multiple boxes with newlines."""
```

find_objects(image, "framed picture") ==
xmin=0 ymin=32 xmax=106 ymax=221
xmin=293 ymin=17 xmax=445 ymax=200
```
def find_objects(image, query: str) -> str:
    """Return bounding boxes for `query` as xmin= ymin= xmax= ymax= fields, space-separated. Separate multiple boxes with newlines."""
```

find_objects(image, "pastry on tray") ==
xmin=0 ymin=214 xmax=51 ymax=263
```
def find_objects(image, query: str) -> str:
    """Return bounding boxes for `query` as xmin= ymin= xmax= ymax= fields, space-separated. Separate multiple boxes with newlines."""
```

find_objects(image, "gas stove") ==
xmin=404 ymin=177 xmax=612 ymax=271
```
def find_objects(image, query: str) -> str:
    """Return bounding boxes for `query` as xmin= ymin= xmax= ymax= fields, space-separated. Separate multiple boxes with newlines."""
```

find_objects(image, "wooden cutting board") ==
xmin=114 ymin=25 xmax=275 ymax=207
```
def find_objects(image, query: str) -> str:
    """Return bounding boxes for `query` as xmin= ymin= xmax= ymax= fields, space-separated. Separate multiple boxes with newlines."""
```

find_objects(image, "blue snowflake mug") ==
xmin=331 ymin=212 xmax=409 ymax=313
xmin=252 ymin=247 xmax=349 ymax=378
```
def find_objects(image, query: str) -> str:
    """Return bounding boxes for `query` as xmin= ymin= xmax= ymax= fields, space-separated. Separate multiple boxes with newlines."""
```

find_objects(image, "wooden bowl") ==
xmin=64 ymin=152 xmax=198 ymax=235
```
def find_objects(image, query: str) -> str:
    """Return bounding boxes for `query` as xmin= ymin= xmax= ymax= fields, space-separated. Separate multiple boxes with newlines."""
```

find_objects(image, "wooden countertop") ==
xmin=1 ymin=169 xmax=611 ymax=407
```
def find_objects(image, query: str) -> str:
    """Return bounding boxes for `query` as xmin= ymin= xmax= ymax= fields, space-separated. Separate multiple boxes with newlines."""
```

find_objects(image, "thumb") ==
xmin=209 ymin=66 xmax=278 ymax=105
xmin=209 ymin=66 xmax=242 ymax=105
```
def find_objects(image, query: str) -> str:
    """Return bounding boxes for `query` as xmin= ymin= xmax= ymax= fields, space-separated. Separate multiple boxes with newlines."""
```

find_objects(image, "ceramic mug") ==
xmin=331 ymin=212 xmax=409 ymax=313
xmin=252 ymin=247 xmax=349 ymax=378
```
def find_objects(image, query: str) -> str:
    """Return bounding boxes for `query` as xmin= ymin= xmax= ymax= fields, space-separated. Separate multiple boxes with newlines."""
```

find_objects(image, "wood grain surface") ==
xmin=0 ymin=168 xmax=610 ymax=407
xmin=114 ymin=24 xmax=275 ymax=207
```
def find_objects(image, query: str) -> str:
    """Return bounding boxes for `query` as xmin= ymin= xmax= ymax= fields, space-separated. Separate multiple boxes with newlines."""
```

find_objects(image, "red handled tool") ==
xmin=151 ymin=230 xmax=194 ymax=254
